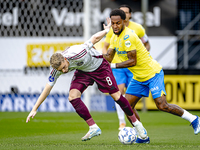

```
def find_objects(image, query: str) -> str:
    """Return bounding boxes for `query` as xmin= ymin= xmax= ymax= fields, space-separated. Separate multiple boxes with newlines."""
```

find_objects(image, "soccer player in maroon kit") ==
xmin=26 ymin=18 xmax=148 ymax=141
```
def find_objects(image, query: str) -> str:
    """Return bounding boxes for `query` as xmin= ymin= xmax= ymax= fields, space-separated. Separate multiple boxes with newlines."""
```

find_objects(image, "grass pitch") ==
xmin=0 ymin=111 xmax=200 ymax=150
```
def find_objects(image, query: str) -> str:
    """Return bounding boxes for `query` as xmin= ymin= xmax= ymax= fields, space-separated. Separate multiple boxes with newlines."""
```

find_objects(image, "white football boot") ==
xmin=134 ymin=121 xmax=147 ymax=139
xmin=81 ymin=126 xmax=101 ymax=141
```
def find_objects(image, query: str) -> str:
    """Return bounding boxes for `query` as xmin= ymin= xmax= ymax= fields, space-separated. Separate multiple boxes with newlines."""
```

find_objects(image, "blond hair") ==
xmin=50 ymin=53 xmax=64 ymax=69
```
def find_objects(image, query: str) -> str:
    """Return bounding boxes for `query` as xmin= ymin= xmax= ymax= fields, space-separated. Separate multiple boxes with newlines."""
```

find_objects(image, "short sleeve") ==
xmin=137 ymin=24 xmax=145 ymax=38
xmin=140 ymin=34 xmax=149 ymax=43
xmin=47 ymin=67 xmax=62 ymax=86
xmin=84 ymin=40 xmax=93 ymax=49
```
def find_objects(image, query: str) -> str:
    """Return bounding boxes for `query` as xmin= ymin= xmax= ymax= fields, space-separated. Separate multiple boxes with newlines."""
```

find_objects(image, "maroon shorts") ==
xmin=70 ymin=58 xmax=119 ymax=94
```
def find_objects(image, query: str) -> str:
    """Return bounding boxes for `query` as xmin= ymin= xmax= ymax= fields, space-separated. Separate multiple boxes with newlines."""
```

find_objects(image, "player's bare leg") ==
xmin=154 ymin=95 xmax=184 ymax=116
xmin=125 ymin=94 xmax=141 ymax=123
xmin=154 ymin=94 xmax=200 ymax=134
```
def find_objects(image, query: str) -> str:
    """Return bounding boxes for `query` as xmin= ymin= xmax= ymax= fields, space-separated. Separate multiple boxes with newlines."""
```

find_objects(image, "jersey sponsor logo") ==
xmin=115 ymin=47 xmax=127 ymax=54
xmin=49 ymin=76 xmax=55 ymax=82
xmin=117 ymin=51 xmax=127 ymax=54
xmin=124 ymin=35 xmax=129 ymax=40
xmin=125 ymin=41 xmax=131 ymax=48
xmin=76 ymin=61 xmax=83 ymax=66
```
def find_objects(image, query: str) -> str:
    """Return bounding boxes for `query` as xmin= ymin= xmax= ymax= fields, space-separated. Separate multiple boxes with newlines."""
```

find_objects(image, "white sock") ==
xmin=132 ymin=119 xmax=140 ymax=126
xmin=90 ymin=124 xmax=98 ymax=129
xmin=115 ymin=102 xmax=126 ymax=124
xmin=181 ymin=110 xmax=197 ymax=123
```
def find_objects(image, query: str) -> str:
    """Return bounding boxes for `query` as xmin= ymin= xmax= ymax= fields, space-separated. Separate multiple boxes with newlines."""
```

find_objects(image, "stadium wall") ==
xmin=1 ymin=74 xmax=200 ymax=111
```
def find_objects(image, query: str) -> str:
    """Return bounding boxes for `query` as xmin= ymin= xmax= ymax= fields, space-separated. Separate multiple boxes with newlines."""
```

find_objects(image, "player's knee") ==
xmin=68 ymin=95 xmax=80 ymax=101
xmin=110 ymin=91 xmax=121 ymax=101
xmin=68 ymin=96 xmax=73 ymax=101
xmin=68 ymin=89 xmax=82 ymax=101
xmin=157 ymin=103 xmax=169 ymax=111
xmin=68 ymin=93 xmax=80 ymax=101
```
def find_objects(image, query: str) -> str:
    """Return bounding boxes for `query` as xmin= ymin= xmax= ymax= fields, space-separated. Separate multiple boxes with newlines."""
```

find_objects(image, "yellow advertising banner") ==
xmin=26 ymin=42 xmax=83 ymax=67
xmin=26 ymin=41 xmax=105 ymax=67
xmin=135 ymin=75 xmax=200 ymax=110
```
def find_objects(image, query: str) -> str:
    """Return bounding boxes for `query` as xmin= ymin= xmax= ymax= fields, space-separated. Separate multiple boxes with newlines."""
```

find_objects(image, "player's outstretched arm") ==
xmin=102 ymin=41 xmax=110 ymax=54
xmin=26 ymin=110 xmax=37 ymax=123
xmin=26 ymin=83 xmax=53 ymax=123
xmin=89 ymin=18 xmax=111 ymax=45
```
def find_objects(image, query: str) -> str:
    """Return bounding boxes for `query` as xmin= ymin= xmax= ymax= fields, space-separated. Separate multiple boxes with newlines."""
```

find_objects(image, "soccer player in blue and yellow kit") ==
xmin=103 ymin=9 xmax=200 ymax=142
xmin=102 ymin=5 xmax=150 ymax=131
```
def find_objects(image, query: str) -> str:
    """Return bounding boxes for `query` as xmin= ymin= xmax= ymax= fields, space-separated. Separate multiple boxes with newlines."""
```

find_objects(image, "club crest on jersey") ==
xmin=49 ymin=76 xmax=54 ymax=82
xmin=125 ymin=41 xmax=131 ymax=47
xmin=124 ymin=35 xmax=129 ymax=40
xmin=76 ymin=61 xmax=83 ymax=66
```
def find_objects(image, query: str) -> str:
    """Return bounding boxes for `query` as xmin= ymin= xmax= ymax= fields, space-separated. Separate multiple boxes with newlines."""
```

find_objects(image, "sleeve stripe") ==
xmin=67 ymin=49 xmax=87 ymax=60
xmin=62 ymin=47 xmax=70 ymax=55
xmin=50 ymin=69 xmax=58 ymax=77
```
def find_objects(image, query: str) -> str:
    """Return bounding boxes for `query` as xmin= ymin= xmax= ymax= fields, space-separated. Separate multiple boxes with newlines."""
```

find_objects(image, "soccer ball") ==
xmin=118 ymin=127 xmax=137 ymax=145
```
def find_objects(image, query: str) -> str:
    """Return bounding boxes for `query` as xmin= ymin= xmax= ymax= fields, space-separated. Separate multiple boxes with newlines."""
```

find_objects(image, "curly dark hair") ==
xmin=110 ymin=9 xmax=126 ymax=20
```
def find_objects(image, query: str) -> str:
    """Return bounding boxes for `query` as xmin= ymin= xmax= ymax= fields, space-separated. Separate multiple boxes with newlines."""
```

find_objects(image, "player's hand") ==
xmin=26 ymin=110 xmax=37 ymax=123
xmin=103 ymin=17 xmax=111 ymax=30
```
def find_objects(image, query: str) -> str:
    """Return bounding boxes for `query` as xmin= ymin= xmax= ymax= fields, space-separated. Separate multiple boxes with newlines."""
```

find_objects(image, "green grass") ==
xmin=0 ymin=111 xmax=200 ymax=150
